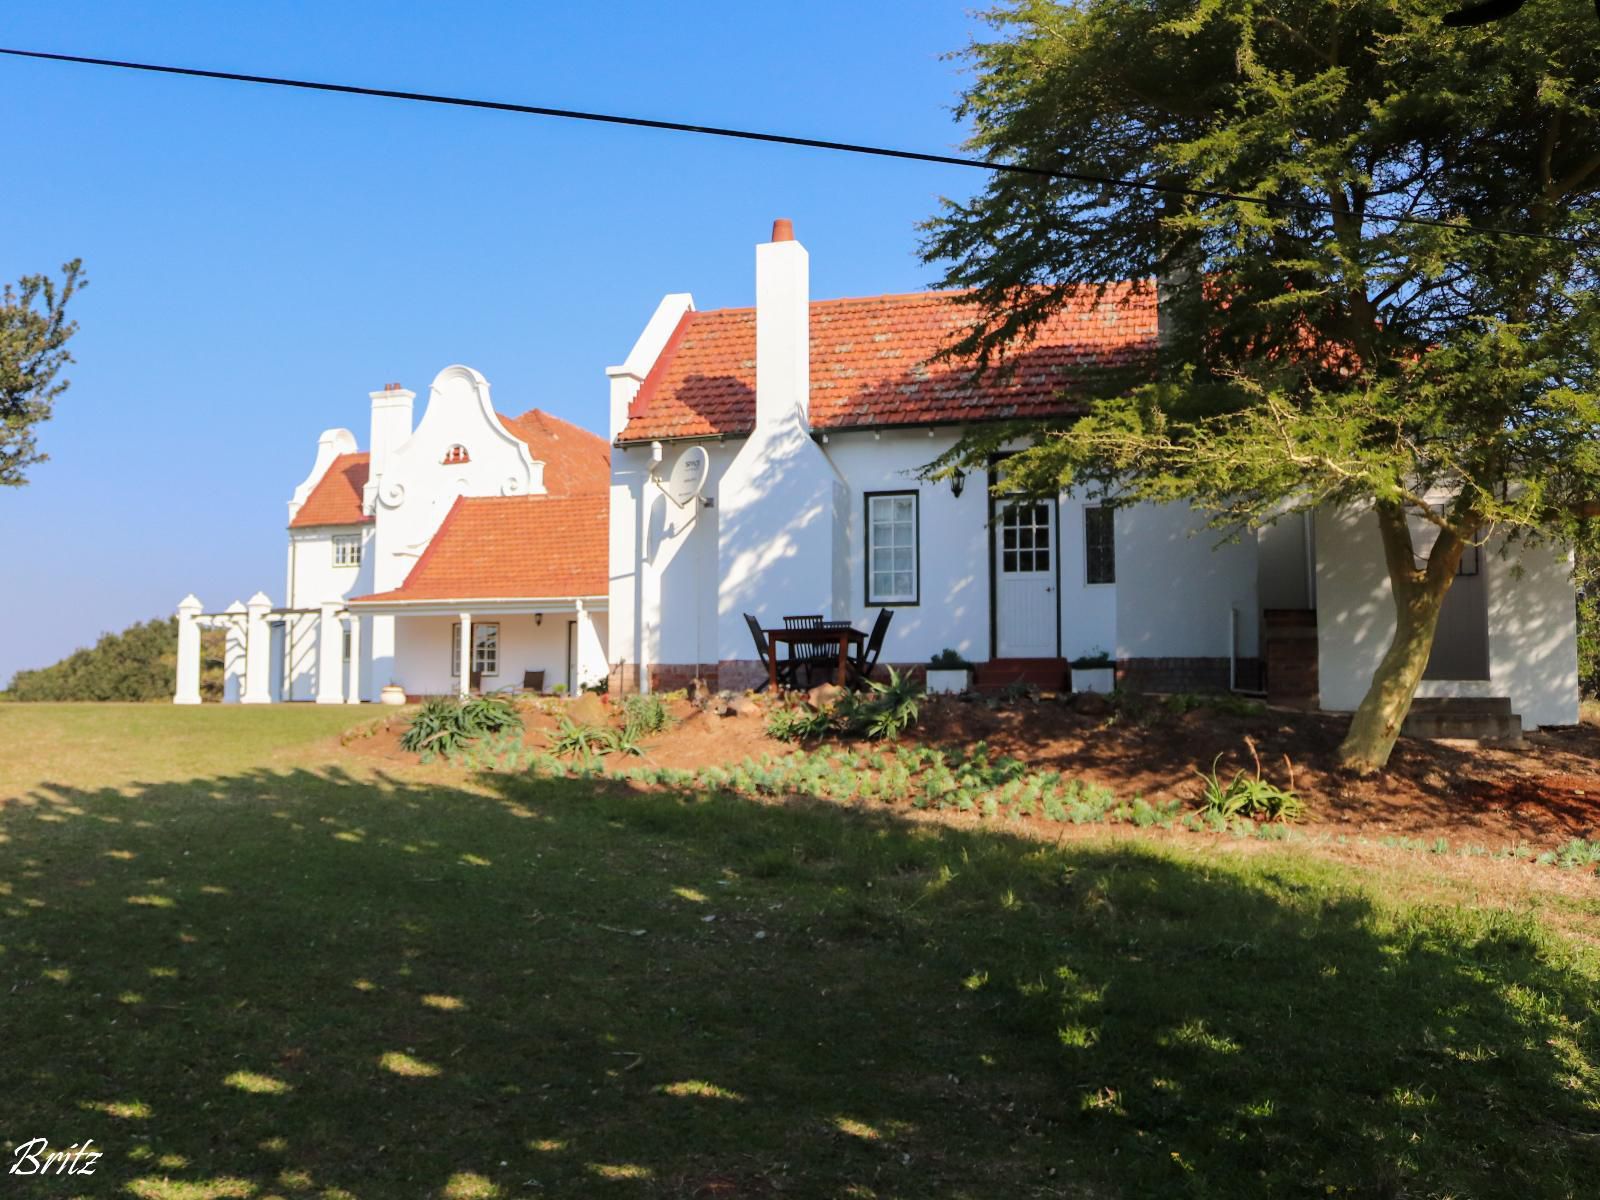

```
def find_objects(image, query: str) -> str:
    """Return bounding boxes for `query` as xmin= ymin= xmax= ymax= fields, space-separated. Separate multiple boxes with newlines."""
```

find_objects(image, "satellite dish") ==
xmin=661 ymin=445 xmax=709 ymax=508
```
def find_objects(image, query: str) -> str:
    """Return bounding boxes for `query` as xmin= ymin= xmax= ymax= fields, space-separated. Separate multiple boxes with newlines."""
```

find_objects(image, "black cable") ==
xmin=0 ymin=44 xmax=1591 ymax=249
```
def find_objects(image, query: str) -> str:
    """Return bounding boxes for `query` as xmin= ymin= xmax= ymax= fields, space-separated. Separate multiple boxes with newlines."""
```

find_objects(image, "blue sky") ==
xmin=0 ymin=1 xmax=990 ymax=684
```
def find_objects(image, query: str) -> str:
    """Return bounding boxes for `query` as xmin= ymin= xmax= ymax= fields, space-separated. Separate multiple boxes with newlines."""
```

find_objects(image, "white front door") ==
xmin=995 ymin=499 xmax=1058 ymax=658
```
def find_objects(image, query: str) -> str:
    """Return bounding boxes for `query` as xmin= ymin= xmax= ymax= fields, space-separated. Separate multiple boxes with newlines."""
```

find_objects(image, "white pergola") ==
xmin=174 ymin=593 xmax=363 ymax=705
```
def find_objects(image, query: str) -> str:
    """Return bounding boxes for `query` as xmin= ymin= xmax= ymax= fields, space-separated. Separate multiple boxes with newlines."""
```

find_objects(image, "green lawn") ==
xmin=3 ymin=705 xmax=1599 ymax=1198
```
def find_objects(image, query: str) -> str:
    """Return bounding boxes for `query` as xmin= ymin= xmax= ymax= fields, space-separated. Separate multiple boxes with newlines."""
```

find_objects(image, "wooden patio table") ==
xmin=765 ymin=625 xmax=865 ymax=691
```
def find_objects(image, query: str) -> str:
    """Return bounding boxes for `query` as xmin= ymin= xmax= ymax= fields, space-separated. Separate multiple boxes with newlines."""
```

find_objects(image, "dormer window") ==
xmin=442 ymin=444 xmax=470 ymax=465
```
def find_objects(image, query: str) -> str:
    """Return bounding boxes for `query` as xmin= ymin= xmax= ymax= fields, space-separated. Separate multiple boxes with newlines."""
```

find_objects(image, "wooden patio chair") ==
xmin=848 ymin=608 xmax=894 ymax=687
xmin=782 ymin=614 xmax=828 ymax=687
xmin=522 ymin=670 xmax=545 ymax=694
xmin=745 ymin=613 xmax=798 ymax=692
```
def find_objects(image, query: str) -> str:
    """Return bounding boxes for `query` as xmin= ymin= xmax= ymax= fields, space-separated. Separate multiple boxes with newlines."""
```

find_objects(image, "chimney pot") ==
xmin=771 ymin=218 xmax=794 ymax=243
xmin=384 ymin=381 xmax=402 ymax=392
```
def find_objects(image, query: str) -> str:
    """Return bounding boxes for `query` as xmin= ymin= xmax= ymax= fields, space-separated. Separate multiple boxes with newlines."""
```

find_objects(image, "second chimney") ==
xmin=755 ymin=218 xmax=809 ymax=431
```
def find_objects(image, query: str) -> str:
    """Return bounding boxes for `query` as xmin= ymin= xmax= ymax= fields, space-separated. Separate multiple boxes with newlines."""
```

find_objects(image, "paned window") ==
xmin=1000 ymin=502 xmax=1053 ymax=574
xmin=866 ymin=492 xmax=919 ymax=604
xmin=1085 ymin=505 xmax=1115 ymax=584
xmin=451 ymin=622 xmax=499 ymax=677
xmin=332 ymin=534 xmax=362 ymax=567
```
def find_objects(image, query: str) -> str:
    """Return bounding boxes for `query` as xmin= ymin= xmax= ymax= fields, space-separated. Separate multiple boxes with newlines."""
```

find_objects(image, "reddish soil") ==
xmin=342 ymin=693 xmax=1600 ymax=853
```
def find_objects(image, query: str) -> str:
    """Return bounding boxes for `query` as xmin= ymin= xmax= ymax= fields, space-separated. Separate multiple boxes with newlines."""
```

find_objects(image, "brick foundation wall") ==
xmin=1116 ymin=656 xmax=1233 ymax=693
xmin=1263 ymin=608 xmax=1318 ymax=706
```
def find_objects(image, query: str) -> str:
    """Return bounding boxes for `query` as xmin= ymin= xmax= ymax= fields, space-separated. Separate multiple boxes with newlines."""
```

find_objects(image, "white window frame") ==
xmin=865 ymin=491 xmax=920 ymax=606
xmin=332 ymin=533 xmax=362 ymax=568
xmin=450 ymin=622 xmax=499 ymax=678
xmin=1084 ymin=505 xmax=1116 ymax=585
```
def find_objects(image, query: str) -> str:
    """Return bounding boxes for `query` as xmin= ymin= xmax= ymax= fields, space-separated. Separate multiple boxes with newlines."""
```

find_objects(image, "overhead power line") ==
xmin=0 ymin=44 xmax=1591 ymax=249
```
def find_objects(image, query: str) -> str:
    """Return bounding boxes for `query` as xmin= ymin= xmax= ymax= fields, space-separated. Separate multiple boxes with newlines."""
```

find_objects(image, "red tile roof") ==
xmin=496 ymin=408 xmax=610 ymax=495
xmin=618 ymin=283 xmax=1157 ymax=444
xmin=289 ymin=453 xmax=372 ymax=528
xmin=288 ymin=410 xmax=608 ymax=528
xmin=350 ymin=494 xmax=607 ymax=604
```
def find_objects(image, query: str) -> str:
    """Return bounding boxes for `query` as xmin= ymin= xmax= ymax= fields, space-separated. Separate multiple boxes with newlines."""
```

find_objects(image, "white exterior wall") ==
xmin=1115 ymin=502 xmax=1261 ymax=661
xmin=609 ymin=442 xmax=731 ymax=684
xmin=716 ymin=420 xmax=849 ymax=665
xmin=610 ymin=426 xmax=1125 ymax=676
xmin=1315 ymin=505 xmax=1578 ymax=728
xmin=283 ymin=525 xmax=375 ymax=700
xmin=392 ymin=614 xmax=586 ymax=697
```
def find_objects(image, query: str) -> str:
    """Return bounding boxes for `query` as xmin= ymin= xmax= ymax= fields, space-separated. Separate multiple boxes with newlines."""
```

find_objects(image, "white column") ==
xmin=346 ymin=612 xmax=362 ymax=704
xmin=316 ymin=602 xmax=345 ymax=704
xmin=573 ymin=599 xmax=597 ymax=691
xmin=223 ymin=601 xmax=247 ymax=703
xmin=458 ymin=612 xmax=472 ymax=698
xmin=243 ymin=592 xmax=273 ymax=704
xmin=174 ymin=595 xmax=203 ymax=705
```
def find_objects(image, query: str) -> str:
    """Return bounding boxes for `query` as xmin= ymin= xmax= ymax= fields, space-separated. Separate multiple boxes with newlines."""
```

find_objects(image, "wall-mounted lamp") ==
xmin=535 ymin=612 xmax=543 ymax=626
xmin=950 ymin=469 xmax=966 ymax=499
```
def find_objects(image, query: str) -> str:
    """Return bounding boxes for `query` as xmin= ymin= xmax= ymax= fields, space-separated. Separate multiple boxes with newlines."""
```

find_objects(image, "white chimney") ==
xmin=755 ymin=218 xmax=809 ymax=431
xmin=368 ymin=382 xmax=415 ymax=481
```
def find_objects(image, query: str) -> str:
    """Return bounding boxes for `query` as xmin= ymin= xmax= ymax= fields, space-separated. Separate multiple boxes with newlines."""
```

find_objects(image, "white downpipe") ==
xmin=1228 ymin=606 xmax=1239 ymax=692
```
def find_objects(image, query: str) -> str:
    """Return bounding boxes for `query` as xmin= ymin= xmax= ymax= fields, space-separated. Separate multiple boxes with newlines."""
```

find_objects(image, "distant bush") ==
xmin=4 ymin=617 xmax=222 ymax=702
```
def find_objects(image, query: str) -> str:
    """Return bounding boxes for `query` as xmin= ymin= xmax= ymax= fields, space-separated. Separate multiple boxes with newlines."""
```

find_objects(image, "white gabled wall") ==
xmin=1315 ymin=505 xmax=1578 ymax=728
xmin=287 ymin=428 xmax=358 ymax=525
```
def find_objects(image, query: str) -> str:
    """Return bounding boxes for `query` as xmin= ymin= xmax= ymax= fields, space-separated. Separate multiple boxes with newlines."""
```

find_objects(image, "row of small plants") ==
xmin=1378 ymin=832 xmax=1600 ymax=871
xmin=441 ymin=732 xmax=1303 ymax=835
xmin=765 ymin=668 xmax=923 ymax=742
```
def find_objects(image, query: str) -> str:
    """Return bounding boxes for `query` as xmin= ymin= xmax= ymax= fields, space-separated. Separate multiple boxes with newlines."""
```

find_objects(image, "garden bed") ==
xmin=342 ymin=690 xmax=1600 ymax=857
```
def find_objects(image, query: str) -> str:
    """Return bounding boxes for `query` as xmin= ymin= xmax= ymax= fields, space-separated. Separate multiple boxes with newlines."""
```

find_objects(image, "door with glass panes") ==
xmin=994 ymin=499 xmax=1057 ymax=657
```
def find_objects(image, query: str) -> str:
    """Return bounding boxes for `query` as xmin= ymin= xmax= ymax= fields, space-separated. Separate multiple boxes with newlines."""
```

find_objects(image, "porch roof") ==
xmin=348 ymin=493 xmax=607 ymax=607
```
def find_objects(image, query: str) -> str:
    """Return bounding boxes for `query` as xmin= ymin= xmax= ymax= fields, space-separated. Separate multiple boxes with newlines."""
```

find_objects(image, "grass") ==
xmin=2 ymin=706 xmax=1599 ymax=1197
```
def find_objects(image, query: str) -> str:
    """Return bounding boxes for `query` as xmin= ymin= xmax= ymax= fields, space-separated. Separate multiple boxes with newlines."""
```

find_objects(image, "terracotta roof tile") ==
xmin=289 ymin=453 xmax=371 ymax=528
xmin=618 ymin=284 xmax=1157 ymax=443
xmin=350 ymin=494 xmax=607 ymax=603
xmin=496 ymin=408 xmax=611 ymax=495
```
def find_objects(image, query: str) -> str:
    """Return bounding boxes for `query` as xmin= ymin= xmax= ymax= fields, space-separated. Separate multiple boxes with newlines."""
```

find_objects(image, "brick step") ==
xmin=971 ymin=658 xmax=1070 ymax=693
xmin=1407 ymin=696 xmax=1513 ymax=717
xmin=1402 ymin=705 xmax=1523 ymax=744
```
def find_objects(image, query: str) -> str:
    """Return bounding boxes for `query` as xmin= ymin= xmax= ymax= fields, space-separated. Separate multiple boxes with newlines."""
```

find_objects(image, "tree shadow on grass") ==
xmin=2 ymin=766 xmax=1598 ymax=1198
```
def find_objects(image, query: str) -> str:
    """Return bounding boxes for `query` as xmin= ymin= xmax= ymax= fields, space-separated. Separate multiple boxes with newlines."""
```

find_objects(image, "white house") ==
xmin=175 ymin=364 xmax=610 ymax=704
xmin=604 ymin=220 xmax=1580 ymax=730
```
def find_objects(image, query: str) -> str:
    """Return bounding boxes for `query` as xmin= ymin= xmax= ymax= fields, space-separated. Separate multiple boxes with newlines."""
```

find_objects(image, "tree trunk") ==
xmin=1336 ymin=503 xmax=1467 ymax=774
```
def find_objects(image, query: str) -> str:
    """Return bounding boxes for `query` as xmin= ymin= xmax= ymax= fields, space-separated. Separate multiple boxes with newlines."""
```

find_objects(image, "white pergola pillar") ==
xmin=174 ymin=595 xmax=203 ymax=705
xmin=345 ymin=612 xmax=362 ymax=704
xmin=458 ymin=611 xmax=473 ymax=699
xmin=222 ymin=601 xmax=247 ymax=703
xmin=316 ymin=602 xmax=345 ymax=704
xmin=242 ymin=592 xmax=273 ymax=704
xmin=574 ymin=598 xmax=598 ymax=692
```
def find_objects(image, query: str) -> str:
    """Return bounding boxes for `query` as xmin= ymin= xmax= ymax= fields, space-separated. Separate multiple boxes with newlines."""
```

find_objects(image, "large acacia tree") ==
xmin=922 ymin=0 xmax=1600 ymax=772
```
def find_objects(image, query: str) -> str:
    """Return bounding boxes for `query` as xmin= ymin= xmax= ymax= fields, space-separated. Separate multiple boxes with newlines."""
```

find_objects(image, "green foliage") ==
xmin=400 ymin=695 xmax=522 ymax=759
xmin=765 ymin=704 xmax=835 ymax=743
xmin=930 ymin=648 xmax=974 ymax=669
xmin=547 ymin=716 xmax=609 ymax=759
xmin=2 ymin=258 xmax=86 ymax=487
xmin=921 ymin=0 xmax=1600 ymax=769
xmin=618 ymin=693 xmax=672 ymax=736
xmin=766 ymin=668 xmax=926 ymax=743
xmin=4 ymin=616 xmax=222 ymax=702
xmin=1069 ymin=649 xmax=1113 ymax=669
xmin=858 ymin=667 xmax=923 ymax=739
xmin=1196 ymin=753 xmax=1306 ymax=824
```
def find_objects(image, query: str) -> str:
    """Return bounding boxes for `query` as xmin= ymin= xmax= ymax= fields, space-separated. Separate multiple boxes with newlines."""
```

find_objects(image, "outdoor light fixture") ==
xmin=950 ymin=469 xmax=966 ymax=499
xmin=535 ymin=612 xmax=542 ymax=626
